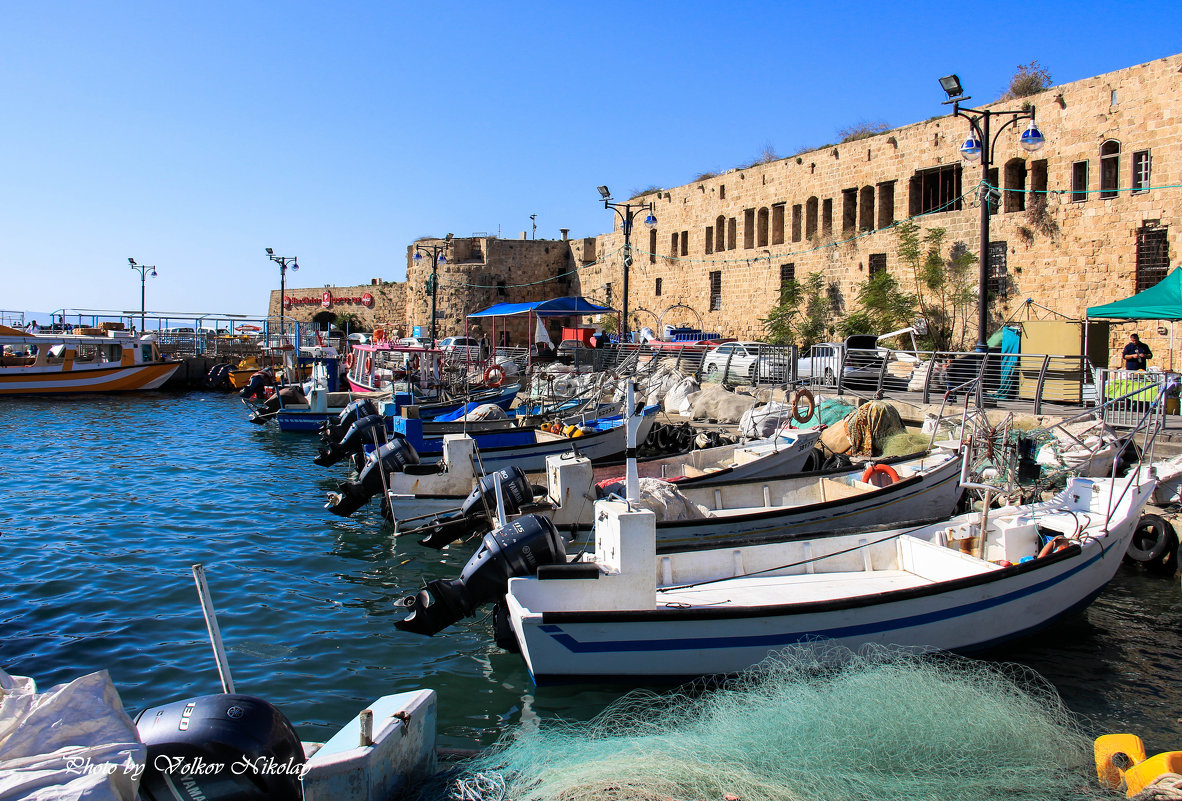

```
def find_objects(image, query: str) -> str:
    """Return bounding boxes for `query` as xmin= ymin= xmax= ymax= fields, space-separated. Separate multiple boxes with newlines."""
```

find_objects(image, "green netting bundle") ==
xmin=444 ymin=646 xmax=1105 ymax=801
xmin=792 ymin=397 xmax=855 ymax=430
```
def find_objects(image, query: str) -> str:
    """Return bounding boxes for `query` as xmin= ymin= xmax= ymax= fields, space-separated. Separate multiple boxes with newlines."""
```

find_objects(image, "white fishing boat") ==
xmin=0 ymin=325 xmax=179 ymax=394
xmin=381 ymin=427 xmax=822 ymax=525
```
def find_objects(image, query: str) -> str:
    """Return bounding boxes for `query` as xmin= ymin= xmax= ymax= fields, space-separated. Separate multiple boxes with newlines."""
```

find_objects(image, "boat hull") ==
xmin=0 ymin=362 xmax=180 ymax=394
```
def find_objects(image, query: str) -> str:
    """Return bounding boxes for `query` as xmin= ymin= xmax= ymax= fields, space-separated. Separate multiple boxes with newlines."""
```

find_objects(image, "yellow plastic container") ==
xmin=1095 ymin=734 xmax=1182 ymax=796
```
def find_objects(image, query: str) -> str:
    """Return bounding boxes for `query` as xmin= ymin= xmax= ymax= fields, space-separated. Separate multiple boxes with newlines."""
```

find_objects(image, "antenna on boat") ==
xmin=192 ymin=564 xmax=236 ymax=694
xmin=625 ymin=380 xmax=641 ymax=502
xmin=492 ymin=470 xmax=510 ymax=528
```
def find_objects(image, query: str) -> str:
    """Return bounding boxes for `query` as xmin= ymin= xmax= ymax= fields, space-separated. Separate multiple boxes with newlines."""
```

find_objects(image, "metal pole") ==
xmin=622 ymin=206 xmax=632 ymax=344
xmin=430 ymin=250 xmax=439 ymax=348
xmin=976 ymin=111 xmax=992 ymax=353
xmin=140 ymin=273 xmax=146 ymax=332
xmin=191 ymin=564 xmax=235 ymax=694
xmin=279 ymin=263 xmax=286 ymax=341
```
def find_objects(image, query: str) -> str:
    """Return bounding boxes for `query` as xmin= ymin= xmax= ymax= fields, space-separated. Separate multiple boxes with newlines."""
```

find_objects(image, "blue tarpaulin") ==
xmin=467 ymin=296 xmax=616 ymax=318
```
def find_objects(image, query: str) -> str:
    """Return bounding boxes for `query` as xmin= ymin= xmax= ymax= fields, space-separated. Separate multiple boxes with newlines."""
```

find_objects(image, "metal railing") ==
xmin=1094 ymin=368 xmax=1169 ymax=431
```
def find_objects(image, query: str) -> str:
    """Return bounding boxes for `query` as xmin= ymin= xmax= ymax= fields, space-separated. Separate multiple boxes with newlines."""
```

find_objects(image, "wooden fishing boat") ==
xmin=486 ymin=470 xmax=1153 ymax=682
xmin=0 ymin=325 xmax=179 ymax=394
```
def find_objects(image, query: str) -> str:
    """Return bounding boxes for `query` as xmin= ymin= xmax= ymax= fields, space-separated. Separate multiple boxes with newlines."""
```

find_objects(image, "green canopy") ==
xmin=1086 ymin=267 xmax=1182 ymax=320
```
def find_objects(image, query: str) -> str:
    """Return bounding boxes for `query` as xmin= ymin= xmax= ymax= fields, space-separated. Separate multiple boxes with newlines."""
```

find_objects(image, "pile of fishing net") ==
xmin=439 ymin=647 xmax=1105 ymax=801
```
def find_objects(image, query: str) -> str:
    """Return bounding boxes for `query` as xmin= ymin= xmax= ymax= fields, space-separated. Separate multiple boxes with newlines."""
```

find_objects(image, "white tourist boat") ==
xmin=497 ymin=469 xmax=1154 ymax=682
xmin=0 ymin=325 xmax=179 ymax=394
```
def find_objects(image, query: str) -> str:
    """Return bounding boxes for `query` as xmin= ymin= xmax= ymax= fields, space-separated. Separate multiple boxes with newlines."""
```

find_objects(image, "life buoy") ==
xmin=363 ymin=355 xmax=373 ymax=374
xmin=345 ymin=352 xmax=355 ymax=369
xmin=861 ymin=463 xmax=900 ymax=487
xmin=483 ymin=364 xmax=507 ymax=387
xmin=373 ymin=328 xmax=386 ymax=343
xmin=792 ymin=388 xmax=816 ymax=424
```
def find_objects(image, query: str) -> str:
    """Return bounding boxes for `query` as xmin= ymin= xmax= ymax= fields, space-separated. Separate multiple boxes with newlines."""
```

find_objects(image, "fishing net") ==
xmin=439 ymin=646 xmax=1105 ymax=801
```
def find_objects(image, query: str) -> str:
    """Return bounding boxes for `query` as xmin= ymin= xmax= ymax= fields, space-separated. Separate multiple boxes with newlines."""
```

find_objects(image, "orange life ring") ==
xmin=373 ymin=328 xmax=386 ymax=343
xmin=792 ymin=388 xmax=815 ymax=424
xmin=483 ymin=364 xmax=507 ymax=387
xmin=345 ymin=352 xmax=355 ymax=369
xmin=861 ymin=463 xmax=900 ymax=487
xmin=363 ymin=355 xmax=373 ymax=374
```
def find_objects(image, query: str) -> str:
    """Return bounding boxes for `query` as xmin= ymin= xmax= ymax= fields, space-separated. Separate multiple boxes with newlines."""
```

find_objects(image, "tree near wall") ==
xmin=762 ymin=270 xmax=840 ymax=349
xmin=838 ymin=271 xmax=917 ymax=339
xmin=894 ymin=220 xmax=977 ymax=351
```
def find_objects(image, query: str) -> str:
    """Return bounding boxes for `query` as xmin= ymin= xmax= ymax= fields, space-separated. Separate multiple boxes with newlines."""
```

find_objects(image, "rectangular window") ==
xmin=1132 ymin=151 xmax=1150 ymax=193
xmin=743 ymin=209 xmax=755 ymax=249
xmin=908 ymin=165 xmax=963 ymax=215
xmin=876 ymin=182 xmax=895 ymax=229
xmin=670 ymin=232 xmax=679 ymax=260
xmin=605 ymin=282 xmax=612 ymax=306
xmin=791 ymin=204 xmax=802 ymax=243
xmin=1136 ymin=224 xmax=1169 ymax=292
xmin=681 ymin=230 xmax=689 ymax=256
xmin=987 ymin=241 xmax=1008 ymax=298
xmin=709 ymin=271 xmax=722 ymax=311
xmin=842 ymin=188 xmax=857 ymax=232
xmin=822 ymin=198 xmax=833 ymax=235
xmin=705 ymin=226 xmax=714 ymax=255
xmin=727 ymin=218 xmax=737 ymax=250
xmin=1071 ymin=161 xmax=1089 ymax=202
xmin=655 ymin=277 xmax=662 ymax=297
xmin=497 ymin=280 xmax=507 ymax=297
xmin=772 ymin=203 xmax=786 ymax=245
xmin=868 ymin=253 xmax=886 ymax=276
xmin=779 ymin=263 xmax=795 ymax=289
xmin=649 ymin=228 xmax=657 ymax=263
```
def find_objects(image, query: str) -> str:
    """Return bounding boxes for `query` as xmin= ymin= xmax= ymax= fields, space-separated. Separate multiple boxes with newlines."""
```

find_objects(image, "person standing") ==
xmin=1121 ymin=333 xmax=1153 ymax=371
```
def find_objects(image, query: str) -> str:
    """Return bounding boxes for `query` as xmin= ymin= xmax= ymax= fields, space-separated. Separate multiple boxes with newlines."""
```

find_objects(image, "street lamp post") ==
xmin=127 ymin=258 xmax=157 ymax=332
xmin=266 ymin=248 xmax=299 ymax=340
xmin=412 ymin=233 xmax=453 ymax=348
xmin=597 ymin=185 xmax=657 ymax=342
xmin=940 ymin=74 xmax=1045 ymax=351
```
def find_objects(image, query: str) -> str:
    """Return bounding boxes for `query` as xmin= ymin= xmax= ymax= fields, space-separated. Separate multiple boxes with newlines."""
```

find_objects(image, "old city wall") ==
xmin=575 ymin=54 xmax=1181 ymax=362
xmin=268 ymin=281 xmax=406 ymax=332
xmin=404 ymin=237 xmax=575 ymax=345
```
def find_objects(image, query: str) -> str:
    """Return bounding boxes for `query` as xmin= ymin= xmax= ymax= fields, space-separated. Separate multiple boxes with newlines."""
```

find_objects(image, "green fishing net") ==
xmin=439 ymin=646 xmax=1106 ymax=801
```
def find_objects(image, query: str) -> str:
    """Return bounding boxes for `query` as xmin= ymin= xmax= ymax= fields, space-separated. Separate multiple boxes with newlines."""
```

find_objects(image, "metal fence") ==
xmin=1094 ymin=368 xmax=1169 ymax=431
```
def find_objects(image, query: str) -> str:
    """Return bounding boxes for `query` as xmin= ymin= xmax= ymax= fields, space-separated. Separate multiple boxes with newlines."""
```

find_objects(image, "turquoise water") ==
xmin=3 ymin=393 xmax=1181 ymax=752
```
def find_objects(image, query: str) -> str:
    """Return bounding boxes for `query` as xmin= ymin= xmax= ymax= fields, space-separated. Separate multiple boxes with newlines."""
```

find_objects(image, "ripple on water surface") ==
xmin=2 ymin=393 xmax=1181 ymax=750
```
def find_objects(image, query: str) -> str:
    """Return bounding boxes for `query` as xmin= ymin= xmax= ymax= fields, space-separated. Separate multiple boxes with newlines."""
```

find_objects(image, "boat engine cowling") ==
xmin=325 ymin=437 xmax=422 ymax=516
xmin=135 ymin=693 xmax=303 ymax=801
xmin=314 ymin=413 xmax=388 ymax=466
xmin=319 ymin=399 xmax=380 ymax=442
xmin=395 ymin=513 xmax=566 ymax=636
xmin=401 ymin=467 xmax=545 ymax=548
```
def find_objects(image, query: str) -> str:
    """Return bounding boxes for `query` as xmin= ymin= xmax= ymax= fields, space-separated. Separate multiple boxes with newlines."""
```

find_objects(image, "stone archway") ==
xmin=312 ymin=311 xmax=336 ymax=327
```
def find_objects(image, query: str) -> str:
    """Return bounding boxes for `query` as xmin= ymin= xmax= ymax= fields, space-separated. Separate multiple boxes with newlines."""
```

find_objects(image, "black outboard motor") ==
xmin=325 ymin=437 xmax=422 ymax=516
xmin=313 ymin=413 xmax=388 ymax=466
xmin=238 ymin=370 xmax=274 ymax=400
xmin=394 ymin=467 xmax=543 ymax=549
xmin=247 ymin=386 xmax=307 ymax=425
xmin=395 ymin=513 xmax=566 ymax=636
xmin=135 ymin=694 xmax=303 ymax=801
xmin=206 ymin=363 xmax=232 ymax=390
xmin=319 ymin=398 xmax=380 ymax=442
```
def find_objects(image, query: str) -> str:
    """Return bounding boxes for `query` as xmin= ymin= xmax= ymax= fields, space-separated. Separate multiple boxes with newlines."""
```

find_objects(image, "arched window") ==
xmin=1100 ymin=140 xmax=1120 ymax=199
xmin=715 ymin=215 xmax=726 ymax=252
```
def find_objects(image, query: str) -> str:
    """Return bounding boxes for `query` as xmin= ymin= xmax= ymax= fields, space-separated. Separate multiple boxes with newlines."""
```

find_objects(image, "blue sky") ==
xmin=3 ymin=0 xmax=1179 ymax=321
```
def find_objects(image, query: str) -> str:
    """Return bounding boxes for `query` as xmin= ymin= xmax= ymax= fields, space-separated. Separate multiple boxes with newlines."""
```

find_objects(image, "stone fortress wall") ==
xmin=274 ymin=53 xmax=1180 ymax=363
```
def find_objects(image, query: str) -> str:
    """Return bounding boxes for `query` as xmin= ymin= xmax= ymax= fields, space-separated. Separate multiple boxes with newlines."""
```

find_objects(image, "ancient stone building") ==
xmin=268 ymin=280 xmax=406 ymax=334
xmin=579 ymin=53 xmax=1180 ymax=362
xmin=275 ymin=53 xmax=1180 ymax=364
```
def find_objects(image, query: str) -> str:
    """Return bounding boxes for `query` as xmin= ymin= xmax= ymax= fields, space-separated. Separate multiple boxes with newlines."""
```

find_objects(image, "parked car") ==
xmin=396 ymin=336 xmax=432 ymax=348
xmin=556 ymin=338 xmax=591 ymax=364
xmin=796 ymin=342 xmax=843 ymax=385
xmin=702 ymin=341 xmax=788 ymax=382
xmin=438 ymin=336 xmax=482 ymax=361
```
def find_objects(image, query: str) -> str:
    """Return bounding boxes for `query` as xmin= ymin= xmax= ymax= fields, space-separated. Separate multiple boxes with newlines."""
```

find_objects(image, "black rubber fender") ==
xmin=1125 ymin=513 xmax=1177 ymax=570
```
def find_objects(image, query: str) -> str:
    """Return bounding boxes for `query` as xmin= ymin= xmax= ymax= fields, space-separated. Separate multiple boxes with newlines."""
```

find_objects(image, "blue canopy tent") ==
xmin=467 ymin=296 xmax=617 ymax=364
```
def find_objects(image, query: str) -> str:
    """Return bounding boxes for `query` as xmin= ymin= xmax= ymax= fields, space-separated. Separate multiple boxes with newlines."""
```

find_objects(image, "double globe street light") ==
xmin=266 ymin=248 xmax=299 ymax=340
xmin=598 ymin=185 xmax=657 ymax=341
xmin=940 ymin=74 xmax=1046 ymax=352
xmin=128 ymin=258 xmax=157 ymax=332
xmin=412 ymin=233 xmax=453 ymax=348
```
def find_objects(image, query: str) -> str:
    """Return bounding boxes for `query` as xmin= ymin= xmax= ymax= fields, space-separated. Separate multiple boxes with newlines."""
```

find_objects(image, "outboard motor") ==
xmin=247 ymin=386 xmax=307 ymax=425
xmin=318 ymin=398 xmax=380 ymax=442
xmin=394 ymin=467 xmax=544 ymax=548
xmin=325 ymin=437 xmax=422 ymax=516
xmin=313 ymin=413 xmax=388 ymax=466
xmin=395 ymin=514 xmax=566 ymax=636
xmin=238 ymin=370 xmax=274 ymax=400
xmin=135 ymin=693 xmax=303 ymax=801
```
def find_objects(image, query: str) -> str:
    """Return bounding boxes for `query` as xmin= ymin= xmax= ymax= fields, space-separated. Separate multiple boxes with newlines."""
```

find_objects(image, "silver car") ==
xmin=796 ymin=343 xmax=843 ymax=385
xmin=702 ymin=341 xmax=788 ymax=382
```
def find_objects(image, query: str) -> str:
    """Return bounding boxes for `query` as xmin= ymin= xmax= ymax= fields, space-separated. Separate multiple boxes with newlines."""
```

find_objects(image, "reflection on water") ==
xmin=1 ymin=393 xmax=1180 ymax=749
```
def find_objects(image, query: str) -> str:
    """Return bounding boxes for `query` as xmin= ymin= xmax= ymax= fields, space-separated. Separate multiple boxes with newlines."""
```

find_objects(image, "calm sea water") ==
xmin=2 ymin=393 xmax=1180 ymax=753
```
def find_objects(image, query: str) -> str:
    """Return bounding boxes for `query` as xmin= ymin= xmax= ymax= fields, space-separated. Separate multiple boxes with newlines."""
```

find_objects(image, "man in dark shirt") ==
xmin=1121 ymin=333 xmax=1152 ymax=370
